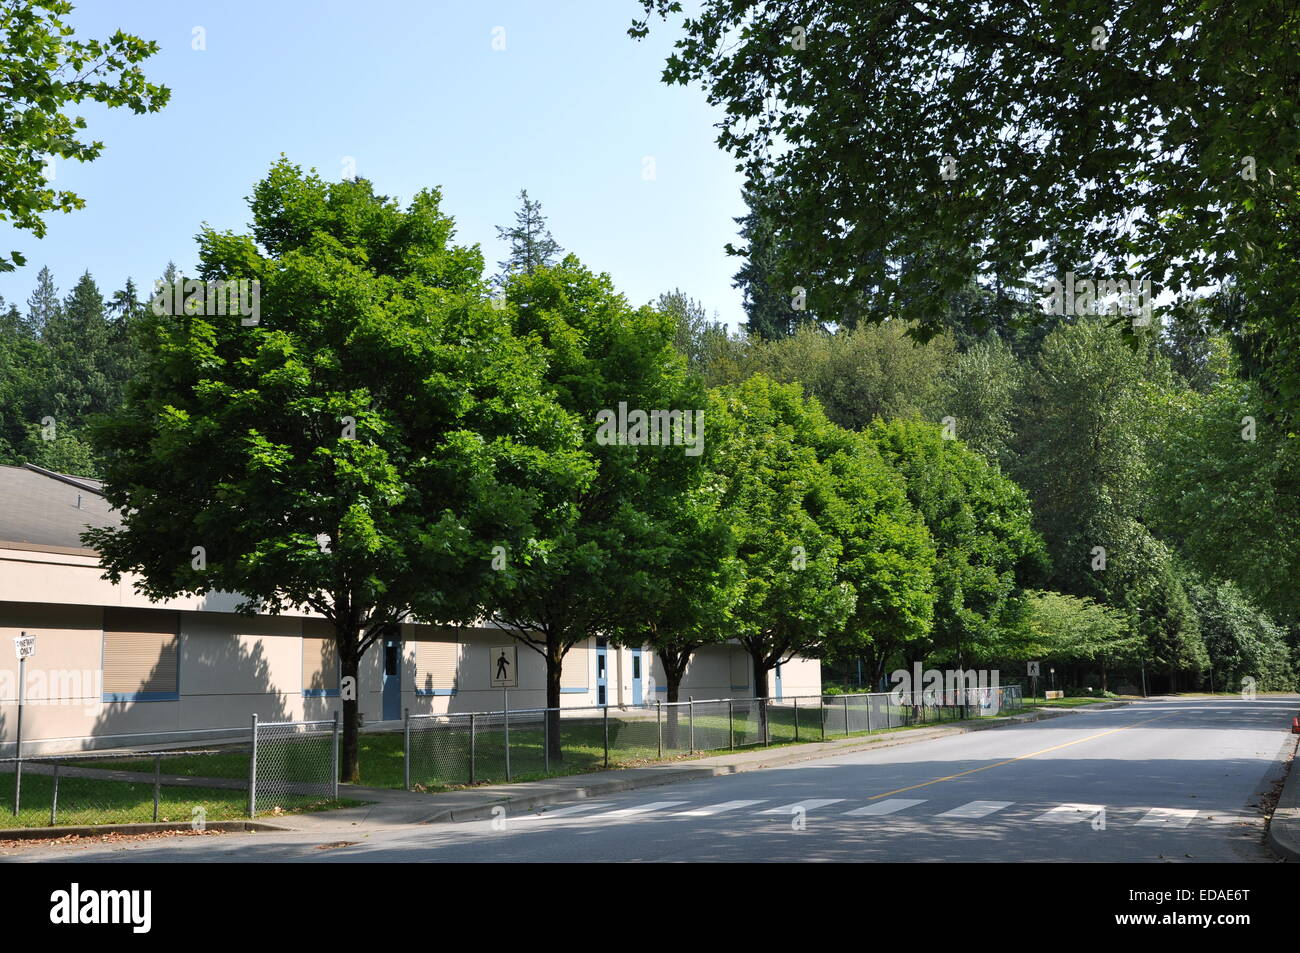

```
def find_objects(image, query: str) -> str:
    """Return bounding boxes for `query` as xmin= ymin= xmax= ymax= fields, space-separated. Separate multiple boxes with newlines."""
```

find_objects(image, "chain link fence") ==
xmin=248 ymin=713 xmax=340 ymax=817
xmin=0 ymin=713 xmax=346 ymax=829
xmin=404 ymin=685 xmax=1026 ymax=790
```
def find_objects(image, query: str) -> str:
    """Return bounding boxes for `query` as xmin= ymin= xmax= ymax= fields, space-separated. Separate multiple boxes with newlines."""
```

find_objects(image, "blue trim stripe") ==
xmin=103 ymin=691 xmax=179 ymax=703
xmin=414 ymin=688 xmax=456 ymax=696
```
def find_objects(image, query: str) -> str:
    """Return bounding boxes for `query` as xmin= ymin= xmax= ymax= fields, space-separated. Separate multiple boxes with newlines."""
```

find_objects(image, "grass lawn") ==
xmin=1028 ymin=696 xmax=1123 ymax=707
xmin=0 ymin=767 xmax=361 ymax=830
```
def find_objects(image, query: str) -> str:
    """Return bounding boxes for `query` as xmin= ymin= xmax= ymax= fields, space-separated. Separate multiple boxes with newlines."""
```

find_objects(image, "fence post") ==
xmin=50 ymin=762 xmax=59 ymax=826
xmin=503 ymin=691 xmax=511 ymax=783
xmin=656 ymin=700 xmax=663 ymax=759
xmin=794 ymin=698 xmax=800 ymax=742
xmin=820 ymin=695 xmax=826 ymax=741
xmin=12 ymin=760 xmax=20 ymax=817
xmin=402 ymin=708 xmax=410 ymax=791
xmin=602 ymin=703 xmax=610 ymax=769
xmin=763 ymin=698 xmax=770 ymax=746
xmin=867 ymin=693 xmax=874 ymax=733
xmin=333 ymin=710 xmax=340 ymax=800
xmin=248 ymin=713 xmax=259 ymax=818
xmin=728 ymin=700 xmax=734 ymax=750
xmin=689 ymin=698 xmax=695 ymax=753
xmin=469 ymin=712 xmax=477 ymax=785
xmin=153 ymin=754 xmax=161 ymax=821
xmin=843 ymin=696 xmax=850 ymax=737
xmin=544 ymin=709 xmax=550 ymax=775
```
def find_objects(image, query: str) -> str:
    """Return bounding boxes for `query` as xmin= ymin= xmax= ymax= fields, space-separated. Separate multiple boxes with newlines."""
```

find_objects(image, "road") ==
xmin=3 ymin=696 xmax=1296 ymax=863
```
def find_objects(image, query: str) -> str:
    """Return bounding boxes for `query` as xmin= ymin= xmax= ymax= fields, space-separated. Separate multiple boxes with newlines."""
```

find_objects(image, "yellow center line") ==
xmin=866 ymin=711 xmax=1178 ymax=801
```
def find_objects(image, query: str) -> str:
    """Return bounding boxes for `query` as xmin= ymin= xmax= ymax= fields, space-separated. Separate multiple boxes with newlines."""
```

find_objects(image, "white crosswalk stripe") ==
xmin=843 ymin=798 xmax=926 ymax=816
xmin=759 ymin=798 xmax=844 ymax=814
xmin=936 ymin=800 xmax=1014 ymax=819
xmin=1036 ymin=803 xmax=1106 ymax=824
xmin=534 ymin=802 xmax=614 ymax=818
xmin=674 ymin=800 xmax=769 ymax=817
xmin=595 ymin=801 xmax=689 ymax=818
xmin=1136 ymin=808 xmax=1198 ymax=828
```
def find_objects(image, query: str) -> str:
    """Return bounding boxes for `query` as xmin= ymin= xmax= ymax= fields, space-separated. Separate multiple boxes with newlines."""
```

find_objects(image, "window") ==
xmin=302 ymin=619 xmax=339 ymax=696
xmin=413 ymin=625 xmax=458 ymax=695
xmin=562 ymin=639 xmax=590 ymax=693
xmin=102 ymin=607 xmax=179 ymax=702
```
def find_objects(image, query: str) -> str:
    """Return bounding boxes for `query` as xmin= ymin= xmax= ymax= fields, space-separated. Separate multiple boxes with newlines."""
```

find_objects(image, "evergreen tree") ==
xmin=24 ymin=265 xmax=60 ymax=337
xmin=495 ymin=189 xmax=563 ymax=279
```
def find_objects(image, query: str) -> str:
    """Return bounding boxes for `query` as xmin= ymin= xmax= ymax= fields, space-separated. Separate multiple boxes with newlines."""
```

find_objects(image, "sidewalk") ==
xmin=1266 ymin=724 xmax=1300 ymax=861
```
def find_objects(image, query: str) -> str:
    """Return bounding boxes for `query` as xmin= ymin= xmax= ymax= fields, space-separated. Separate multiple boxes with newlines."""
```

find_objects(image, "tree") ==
xmin=632 ymin=1 xmax=1300 ymax=419
xmin=1183 ymin=575 xmax=1295 ymax=693
xmin=820 ymin=424 xmax=936 ymax=686
xmin=1011 ymin=317 xmax=1172 ymax=602
xmin=730 ymin=187 xmax=810 ymax=339
xmin=491 ymin=255 xmax=694 ymax=759
xmin=1020 ymin=591 xmax=1139 ymax=693
xmin=0 ymin=0 xmax=169 ymax=271
xmin=24 ymin=265 xmax=60 ymax=337
xmin=935 ymin=335 xmax=1023 ymax=470
xmin=84 ymin=161 xmax=588 ymax=780
xmin=495 ymin=189 xmax=563 ymax=280
xmin=1147 ymin=367 xmax=1300 ymax=625
xmin=866 ymin=418 xmax=1047 ymax=671
xmin=749 ymin=323 xmax=955 ymax=431
xmin=713 ymin=376 xmax=857 ymax=698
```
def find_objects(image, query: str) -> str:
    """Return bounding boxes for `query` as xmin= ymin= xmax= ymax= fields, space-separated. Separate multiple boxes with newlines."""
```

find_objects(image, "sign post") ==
xmin=1027 ymin=660 xmax=1040 ymax=705
xmin=12 ymin=634 xmax=35 ymax=816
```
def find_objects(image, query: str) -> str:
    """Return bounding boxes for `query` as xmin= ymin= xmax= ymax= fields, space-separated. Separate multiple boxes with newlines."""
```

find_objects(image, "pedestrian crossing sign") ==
xmin=490 ymin=645 xmax=517 ymax=688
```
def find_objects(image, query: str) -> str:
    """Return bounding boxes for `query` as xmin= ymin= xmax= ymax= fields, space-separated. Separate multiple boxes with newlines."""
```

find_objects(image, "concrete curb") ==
xmin=1265 ymin=725 xmax=1300 ymax=862
xmin=415 ymin=701 xmax=1130 ymax=825
xmin=0 ymin=819 xmax=286 ymax=841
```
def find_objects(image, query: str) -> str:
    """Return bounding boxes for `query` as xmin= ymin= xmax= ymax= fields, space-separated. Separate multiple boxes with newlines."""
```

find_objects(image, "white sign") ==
xmin=490 ymin=645 xmax=517 ymax=688
xmin=14 ymin=635 xmax=35 ymax=660
xmin=1027 ymin=661 xmax=1040 ymax=677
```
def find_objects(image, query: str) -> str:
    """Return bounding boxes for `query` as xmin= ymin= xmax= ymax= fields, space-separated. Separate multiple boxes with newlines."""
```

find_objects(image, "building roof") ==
xmin=0 ymin=463 xmax=120 ymax=552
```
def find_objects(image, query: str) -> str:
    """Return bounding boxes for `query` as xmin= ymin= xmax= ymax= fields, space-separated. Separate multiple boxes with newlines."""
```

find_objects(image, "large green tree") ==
xmin=866 ymin=417 xmax=1047 ymax=671
xmin=633 ymin=1 xmax=1300 ymax=418
xmin=85 ymin=161 xmax=589 ymax=780
xmin=490 ymin=256 xmax=696 ymax=758
xmin=0 ymin=0 xmax=169 ymax=271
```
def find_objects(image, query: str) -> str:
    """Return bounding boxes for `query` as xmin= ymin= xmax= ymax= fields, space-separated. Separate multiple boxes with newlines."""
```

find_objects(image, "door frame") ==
xmin=382 ymin=631 xmax=402 ymax=721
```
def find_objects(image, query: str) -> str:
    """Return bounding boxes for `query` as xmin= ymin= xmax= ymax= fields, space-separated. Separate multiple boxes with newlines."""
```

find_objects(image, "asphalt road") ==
xmin=4 ymin=696 xmax=1297 ymax=863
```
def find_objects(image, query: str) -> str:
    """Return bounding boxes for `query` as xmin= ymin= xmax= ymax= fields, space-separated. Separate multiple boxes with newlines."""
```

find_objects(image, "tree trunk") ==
xmin=338 ymin=631 xmax=361 ymax=783
xmin=545 ymin=635 xmax=563 ymax=763
xmin=659 ymin=648 xmax=690 ymax=750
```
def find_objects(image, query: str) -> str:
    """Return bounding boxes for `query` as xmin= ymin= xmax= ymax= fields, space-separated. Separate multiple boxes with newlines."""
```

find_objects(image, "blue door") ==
xmin=596 ymin=638 xmax=609 ymax=706
xmin=382 ymin=636 xmax=401 ymax=721
xmin=774 ymin=662 xmax=783 ymax=700
xmin=631 ymin=648 xmax=643 ymax=706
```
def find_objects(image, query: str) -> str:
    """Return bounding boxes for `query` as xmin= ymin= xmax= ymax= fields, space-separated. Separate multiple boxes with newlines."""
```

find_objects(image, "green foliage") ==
xmin=1184 ymin=575 xmax=1297 ymax=693
xmin=0 ymin=0 xmax=170 ymax=271
xmin=84 ymin=161 xmax=589 ymax=776
xmin=633 ymin=2 xmax=1300 ymax=425
xmin=491 ymin=255 xmax=697 ymax=702
xmin=1147 ymin=370 xmax=1300 ymax=625
xmin=866 ymin=418 xmax=1047 ymax=668
xmin=494 ymin=189 xmax=563 ymax=280
xmin=1021 ymin=590 xmax=1139 ymax=666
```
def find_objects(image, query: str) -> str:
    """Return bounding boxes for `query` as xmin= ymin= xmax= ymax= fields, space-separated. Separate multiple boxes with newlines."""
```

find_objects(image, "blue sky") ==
xmin=0 ymin=1 xmax=748 ymax=327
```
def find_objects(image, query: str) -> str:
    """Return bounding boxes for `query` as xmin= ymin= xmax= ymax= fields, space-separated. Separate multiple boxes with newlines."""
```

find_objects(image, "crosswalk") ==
xmin=528 ymin=797 xmax=1250 ymax=828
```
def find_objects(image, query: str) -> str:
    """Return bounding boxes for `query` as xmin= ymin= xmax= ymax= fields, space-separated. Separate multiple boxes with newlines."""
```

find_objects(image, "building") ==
xmin=0 ymin=463 xmax=820 ymax=755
